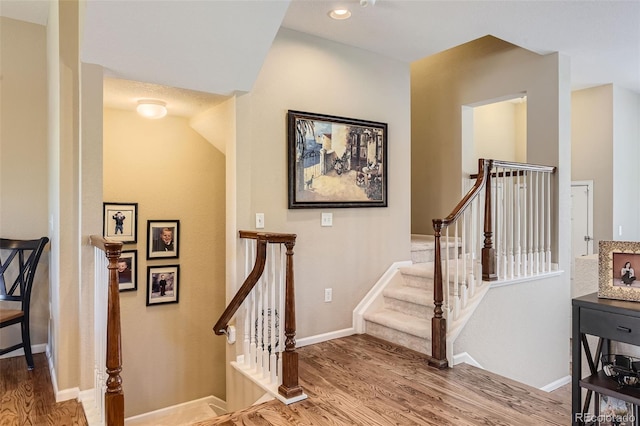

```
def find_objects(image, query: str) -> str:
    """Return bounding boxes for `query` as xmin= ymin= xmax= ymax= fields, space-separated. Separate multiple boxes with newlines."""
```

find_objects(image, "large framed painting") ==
xmin=599 ymin=240 xmax=640 ymax=302
xmin=103 ymin=202 xmax=138 ymax=243
xmin=287 ymin=110 xmax=388 ymax=209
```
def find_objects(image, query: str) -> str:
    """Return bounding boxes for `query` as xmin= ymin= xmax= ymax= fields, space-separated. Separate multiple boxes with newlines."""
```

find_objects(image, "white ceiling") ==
xmin=2 ymin=0 xmax=639 ymax=118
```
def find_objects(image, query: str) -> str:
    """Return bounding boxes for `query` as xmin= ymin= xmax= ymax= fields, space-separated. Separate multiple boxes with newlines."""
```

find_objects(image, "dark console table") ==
xmin=572 ymin=292 xmax=640 ymax=425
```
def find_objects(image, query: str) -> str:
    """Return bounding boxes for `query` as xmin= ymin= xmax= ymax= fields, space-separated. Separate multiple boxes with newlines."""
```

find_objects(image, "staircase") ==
xmin=363 ymin=235 xmax=490 ymax=359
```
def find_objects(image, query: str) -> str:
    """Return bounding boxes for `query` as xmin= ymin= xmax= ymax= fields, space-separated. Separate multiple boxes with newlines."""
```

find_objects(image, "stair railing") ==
xmin=430 ymin=159 xmax=556 ymax=368
xmin=213 ymin=231 xmax=306 ymax=403
xmin=90 ymin=235 xmax=124 ymax=426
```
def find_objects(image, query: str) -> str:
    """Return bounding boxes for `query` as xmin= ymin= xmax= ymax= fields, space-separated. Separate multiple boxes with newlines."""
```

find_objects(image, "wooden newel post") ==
xmin=482 ymin=160 xmax=498 ymax=281
xmin=104 ymin=242 xmax=124 ymax=426
xmin=278 ymin=240 xmax=303 ymax=399
xmin=429 ymin=220 xmax=448 ymax=369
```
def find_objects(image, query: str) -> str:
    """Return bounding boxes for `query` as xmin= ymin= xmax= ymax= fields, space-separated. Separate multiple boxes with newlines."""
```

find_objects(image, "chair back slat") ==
xmin=0 ymin=238 xmax=49 ymax=310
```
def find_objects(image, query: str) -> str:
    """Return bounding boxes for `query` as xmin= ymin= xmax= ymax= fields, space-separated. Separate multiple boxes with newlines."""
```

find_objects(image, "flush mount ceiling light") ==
xmin=136 ymin=100 xmax=167 ymax=119
xmin=329 ymin=8 xmax=351 ymax=20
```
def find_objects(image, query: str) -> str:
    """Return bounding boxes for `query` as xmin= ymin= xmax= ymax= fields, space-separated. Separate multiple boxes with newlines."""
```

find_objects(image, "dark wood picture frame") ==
xmin=117 ymin=250 xmax=137 ymax=292
xmin=287 ymin=110 xmax=388 ymax=209
xmin=146 ymin=264 xmax=180 ymax=306
xmin=103 ymin=202 xmax=138 ymax=243
xmin=147 ymin=220 xmax=179 ymax=260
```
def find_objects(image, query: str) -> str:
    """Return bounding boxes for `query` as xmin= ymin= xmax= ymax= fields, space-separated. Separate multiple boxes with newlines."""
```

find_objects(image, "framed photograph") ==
xmin=287 ymin=110 xmax=388 ymax=209
xmin=147 ymin=220 xmax=179 ymax=259
xmin=599 ymin=394 xmax=635 ymax=426
xmin=599 ymin=240 xmax=640 ymax=302
xmin=103 ymin=202 xmax=138 ymax=243
xmin=146 ymin=265 xmax=179 ymax=306
xmin=116 ymin=250 xmax=137 ymax=292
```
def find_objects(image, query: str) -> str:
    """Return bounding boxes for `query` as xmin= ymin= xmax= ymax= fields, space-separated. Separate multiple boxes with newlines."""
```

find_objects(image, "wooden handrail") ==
xmin=430 ymin=158 xmax=557 ymax=367
xmin=429 ymin=159 xmax=490 ymax=369
xmin=89 ymin=235 xmax=124 ymax=426
xmin=213 ymin=235 xmax=268 ymax=336
xmin=469 ymin=160 xmax=556 ymax=179
xmin=214 ymin=230 xmax=302 ymax=400
xmin=214 ymin=231 xmax=297 ymax=336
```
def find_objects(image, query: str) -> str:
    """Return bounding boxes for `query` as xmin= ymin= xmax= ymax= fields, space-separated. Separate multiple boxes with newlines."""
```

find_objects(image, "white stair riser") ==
xmin=383 ymin=296 xmax=434 ymax=320
xmin=365 ymin=321 xmax=432 ymax=356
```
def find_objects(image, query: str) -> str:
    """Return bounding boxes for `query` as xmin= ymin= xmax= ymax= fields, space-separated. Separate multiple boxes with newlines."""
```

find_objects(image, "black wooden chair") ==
xmin=0 ymin=237 xmax=49 ymax=369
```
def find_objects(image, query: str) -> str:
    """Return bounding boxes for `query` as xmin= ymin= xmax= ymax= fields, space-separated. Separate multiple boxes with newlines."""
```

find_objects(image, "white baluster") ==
xmin=546 ymin=172 xmax=552 ymax=272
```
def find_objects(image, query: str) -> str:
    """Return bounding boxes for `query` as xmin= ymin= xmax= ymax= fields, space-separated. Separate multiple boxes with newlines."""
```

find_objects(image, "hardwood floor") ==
xmin=1 ymin=337 xmax=570 ymax=425
xmin=0 ymin=353 xmax=87 ymax=426
xmin=197 ymin=334 xmax=571 ymax=425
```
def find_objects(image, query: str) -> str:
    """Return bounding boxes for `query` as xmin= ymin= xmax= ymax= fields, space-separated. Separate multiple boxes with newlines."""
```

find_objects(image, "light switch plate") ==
xmin=321 ymin=212 xmax=333 ymax=227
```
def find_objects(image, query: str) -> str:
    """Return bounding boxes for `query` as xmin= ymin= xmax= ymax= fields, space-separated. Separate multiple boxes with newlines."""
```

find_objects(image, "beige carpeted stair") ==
xmin=364 ymin=235 xmax=487 ymax=357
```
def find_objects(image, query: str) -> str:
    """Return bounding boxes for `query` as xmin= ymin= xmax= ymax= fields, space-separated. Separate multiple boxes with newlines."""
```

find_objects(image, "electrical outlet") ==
xmin=324 ymin=288 xmax=332 ymax=302
xmin=256 ymin=213 xmax=265 ymax=229
xmin=321 ymin=212 xmax=333 ymax=227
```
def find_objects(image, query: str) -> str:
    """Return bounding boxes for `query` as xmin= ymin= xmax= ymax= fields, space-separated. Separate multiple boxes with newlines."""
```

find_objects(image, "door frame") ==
xmin=571 ymin=180 xmax=594 ymax=256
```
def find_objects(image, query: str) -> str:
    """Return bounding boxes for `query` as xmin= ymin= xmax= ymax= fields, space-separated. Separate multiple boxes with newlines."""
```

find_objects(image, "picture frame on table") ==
xmin=287 ymin=110 xmax=388 ymax=209
xmin=599 ymin=240 xmax=640 ymax=302
xmin=103 ymin=202 xmax=138 ymax=243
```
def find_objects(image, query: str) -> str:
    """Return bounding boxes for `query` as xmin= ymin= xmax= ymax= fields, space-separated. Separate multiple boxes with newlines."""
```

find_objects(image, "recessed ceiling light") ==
xmin=329 ymin=8 xmax=351 ymax=20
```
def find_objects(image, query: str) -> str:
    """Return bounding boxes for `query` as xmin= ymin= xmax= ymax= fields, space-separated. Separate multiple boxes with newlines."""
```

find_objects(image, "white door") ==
xmin=571 ymin=182 xmax=594 ymax=277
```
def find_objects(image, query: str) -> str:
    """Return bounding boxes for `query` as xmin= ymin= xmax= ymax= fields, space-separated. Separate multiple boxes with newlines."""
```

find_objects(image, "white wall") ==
xmin=454 ymin=276 xmax=569 ymax=388
xmin=612 ymin=86 xmax=640 ymax=241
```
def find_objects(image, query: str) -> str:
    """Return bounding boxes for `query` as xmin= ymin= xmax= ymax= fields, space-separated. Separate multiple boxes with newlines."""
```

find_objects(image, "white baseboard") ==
xmin=45 ymin=344 xmax=79 ymax=402
xmin=540 ymin=375 xmax=571 ymax=392
xmin=0 ymin=343 xmax=47 ymax=359
xmin=452 ymin=352 xmax=484 ymax=369
xmin=124 ymin=395 xmax=227 ymax=425
xmin=352 ymin=260 xmax=413 ymax=333
xmin=454 ymin=351 xmax=570 ymax=393
xmin=297 ymin=328 xmax=355 ymax=348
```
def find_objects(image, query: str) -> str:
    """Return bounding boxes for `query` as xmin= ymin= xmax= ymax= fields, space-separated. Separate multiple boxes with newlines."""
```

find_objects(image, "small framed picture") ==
xmin=146 ymin=265 xmax=179 ymax=306
xmin=599 ymin=394 xmax=635 ymax=426
xmin=103 ymin=202 xmax=138 ymax=243
xmin=147 ymin=220 xmax=179 ymax=259
xmin=599 ymin=240 xmax=640 ymax=302
xmin=116 ymin=250 xmax=137 ymax=292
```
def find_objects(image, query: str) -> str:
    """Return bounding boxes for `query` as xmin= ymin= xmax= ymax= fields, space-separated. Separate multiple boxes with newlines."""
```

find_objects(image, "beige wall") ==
xmin=411 ymin=35 xmax=569 ymax=240
xmin=572 ymin=85 xmax=614 ymax=245
xmin=473 ymin=100 xmax=526 ymax=164
xmin=226 ymin=29 xmax=411 ymax=408
xmin=0 ymin=17 xmax=50 ymax=351
xmin=412 ymin=35 xmax=572 ymax=388
xmin=103 ymin=108 xmax=226 ymax=416
xmin=232 ymin=27 xmax=411 ymax=340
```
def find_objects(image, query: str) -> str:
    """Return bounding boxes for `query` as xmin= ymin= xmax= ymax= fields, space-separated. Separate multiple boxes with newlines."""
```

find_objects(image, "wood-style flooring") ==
xmin=0 ymin=353 xmax=87 ymax=426
xmin=197 ymin=334 xmax=570 ymax=425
